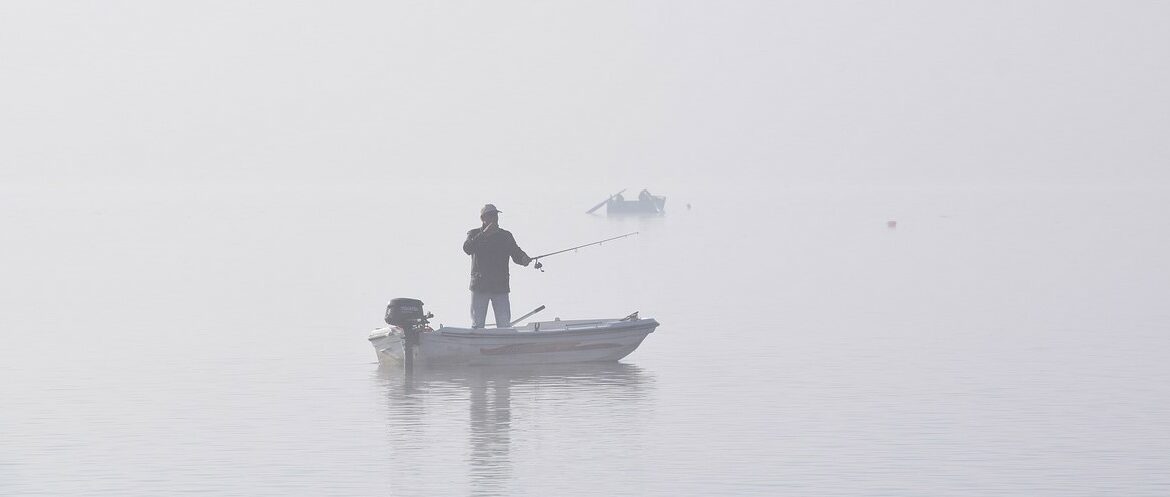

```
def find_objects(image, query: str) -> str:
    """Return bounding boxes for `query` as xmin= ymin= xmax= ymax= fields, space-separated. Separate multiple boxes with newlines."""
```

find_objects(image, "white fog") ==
xmin=2 ymin=2 xmax=1168 ymax=496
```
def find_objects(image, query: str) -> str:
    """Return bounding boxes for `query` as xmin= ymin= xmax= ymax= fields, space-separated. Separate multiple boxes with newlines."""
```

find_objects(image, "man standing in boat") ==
xmin=463 ymin=204 xmax=532 ymax=328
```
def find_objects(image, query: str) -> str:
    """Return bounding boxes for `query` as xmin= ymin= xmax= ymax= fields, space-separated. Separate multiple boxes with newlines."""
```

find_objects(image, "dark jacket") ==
xmin=463 ymin=227 xmax=531 ymax=293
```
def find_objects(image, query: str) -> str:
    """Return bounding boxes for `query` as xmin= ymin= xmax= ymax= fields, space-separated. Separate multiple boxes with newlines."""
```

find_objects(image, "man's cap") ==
xmin=480 ymin=204 xmax=502 ymax=216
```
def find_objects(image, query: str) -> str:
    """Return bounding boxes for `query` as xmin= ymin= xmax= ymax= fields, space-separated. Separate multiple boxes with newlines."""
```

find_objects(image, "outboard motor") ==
xmin=384 ymin=298 xmax=432 ymax=370
xmin=385 ymin=298 xmax=428 ymax=327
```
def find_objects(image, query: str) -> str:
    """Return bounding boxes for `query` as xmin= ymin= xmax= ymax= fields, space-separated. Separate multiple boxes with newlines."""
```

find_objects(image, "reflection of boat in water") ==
xmin=586 ymin=188 xmax=666 ymax=216
xmin=369 ymin=316 xmax=659 ymax=367
xmin=373 ymin=362 xmax=654 ymax=496
xmin=375 ymin=361 xmax=653 ymax=391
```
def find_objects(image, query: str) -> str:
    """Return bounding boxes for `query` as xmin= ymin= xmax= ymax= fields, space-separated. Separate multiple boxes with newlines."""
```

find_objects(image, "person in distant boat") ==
xmin=638 ymin=189 xmax=652 ymax=202
xmin=463 ymin=204 xmax=532 ymax=328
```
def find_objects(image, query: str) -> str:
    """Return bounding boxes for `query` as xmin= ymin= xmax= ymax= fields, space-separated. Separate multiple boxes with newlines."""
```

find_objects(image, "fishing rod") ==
xmin=487 ymin=305 xmax=547 ymax=328
xmin=531 ymin=232 xmax=639 ymax=271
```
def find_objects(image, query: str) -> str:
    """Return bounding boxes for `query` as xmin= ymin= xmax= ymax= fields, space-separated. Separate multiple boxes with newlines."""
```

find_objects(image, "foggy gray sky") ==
xmin=4 ymin=5 xmax=1170 ymax=495
xmin=2 ymin=1 xmax=1167 ymax=190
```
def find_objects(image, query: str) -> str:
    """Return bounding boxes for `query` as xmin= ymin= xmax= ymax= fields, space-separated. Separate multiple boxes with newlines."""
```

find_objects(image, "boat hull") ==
xmin=606 ymin=196 xmax=665 ymax=216
xmin=368 ymin=318 xmax=658 ymax=367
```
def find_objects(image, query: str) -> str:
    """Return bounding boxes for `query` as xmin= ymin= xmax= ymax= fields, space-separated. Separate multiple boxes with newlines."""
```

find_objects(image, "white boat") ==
xmin=368 ymin=316 xmax=659 ymax=367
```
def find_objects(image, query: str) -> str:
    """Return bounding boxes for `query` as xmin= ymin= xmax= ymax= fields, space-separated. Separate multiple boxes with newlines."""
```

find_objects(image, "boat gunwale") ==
xmin=437 ymin=319 xmax=658 ymax=338
xmin=368 ymin=319 xmax=658 ymax=341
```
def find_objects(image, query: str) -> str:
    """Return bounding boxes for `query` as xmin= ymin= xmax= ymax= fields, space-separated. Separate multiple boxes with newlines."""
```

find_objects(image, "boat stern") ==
xmin=368 ymin=327 xmax=405 ymax=363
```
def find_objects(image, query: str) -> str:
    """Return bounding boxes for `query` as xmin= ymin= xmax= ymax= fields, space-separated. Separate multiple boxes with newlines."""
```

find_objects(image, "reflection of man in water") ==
xmin=468 ymin=373 xmax=512 ymax=496
xmin=463 ymin=204 xmax=531 ymax=328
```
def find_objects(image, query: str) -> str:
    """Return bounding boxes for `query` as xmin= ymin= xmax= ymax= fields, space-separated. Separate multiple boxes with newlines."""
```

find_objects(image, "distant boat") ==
xmin=586 ymin=188 xmax=666 ymax=216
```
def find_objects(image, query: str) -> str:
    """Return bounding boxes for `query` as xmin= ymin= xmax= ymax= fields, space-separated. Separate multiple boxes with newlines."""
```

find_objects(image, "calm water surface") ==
xmin=2 ymin=185 xmax=1168 ymax=496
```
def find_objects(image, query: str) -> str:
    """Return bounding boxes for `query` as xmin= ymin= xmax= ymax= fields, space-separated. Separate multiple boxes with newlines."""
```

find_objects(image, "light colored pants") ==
xmin=471 ymin=291 xmax=511 ymax=329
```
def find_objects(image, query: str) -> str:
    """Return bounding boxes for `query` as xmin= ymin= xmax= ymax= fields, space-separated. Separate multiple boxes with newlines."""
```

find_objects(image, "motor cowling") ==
xmin=385 ymin=298 xmax=427 ymax=327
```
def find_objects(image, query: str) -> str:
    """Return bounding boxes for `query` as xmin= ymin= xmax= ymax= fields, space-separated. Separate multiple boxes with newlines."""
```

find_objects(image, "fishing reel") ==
xmin=533 ymin=260 xmax=544 ymax=272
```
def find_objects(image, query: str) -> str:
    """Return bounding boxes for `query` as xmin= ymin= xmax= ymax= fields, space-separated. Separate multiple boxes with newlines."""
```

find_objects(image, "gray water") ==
xmin=3 ymin=184 xmax=1169 ymax=496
